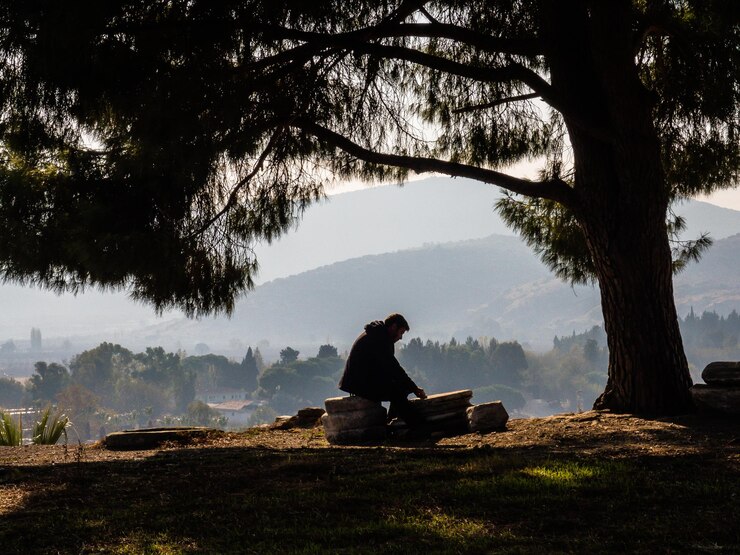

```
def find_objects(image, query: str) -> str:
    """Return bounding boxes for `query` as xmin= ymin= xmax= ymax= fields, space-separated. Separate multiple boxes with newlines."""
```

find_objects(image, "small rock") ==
xmin=270 ymin=415 xmax=296 ymax=430
xmin=297 ymin=407 xmax=326 ymax=419
xmin=467 ymin=401 xmax=509 ymax=432
xmin=702 ymin=362 xmax=740 ymax=387
xmin=292 ymin=407 xmax=327 ymax=428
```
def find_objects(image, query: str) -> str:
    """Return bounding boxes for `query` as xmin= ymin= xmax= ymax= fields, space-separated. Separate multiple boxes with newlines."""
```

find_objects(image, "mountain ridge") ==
xmin=120 ymin=231 xmax=740 ymax=357
xmin=1 ymin=176 xmax=739 ymax=357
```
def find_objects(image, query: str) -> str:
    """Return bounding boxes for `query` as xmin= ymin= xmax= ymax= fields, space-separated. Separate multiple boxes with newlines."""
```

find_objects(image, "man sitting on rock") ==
xmin=339 ymin=313 xmax=427 ymax=428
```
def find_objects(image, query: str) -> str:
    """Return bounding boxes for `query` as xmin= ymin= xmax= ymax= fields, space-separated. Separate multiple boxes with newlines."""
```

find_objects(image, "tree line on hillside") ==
xmin=254 ymin=345 xmax=345 ymax=414
xmin=680 ymin=309 xmax=740 ymax=377
xmin=397 ymin=334 xmax=609 ymax=414
xmin=249 ymin=336 xmax=610 ymax=416
xmin=542 ymin=309 xmax=740 ymax=383
xmin=0 ymin=343 xmax=265 ymax=438
xmin=2 ymin=308 xmax=738 ymax=433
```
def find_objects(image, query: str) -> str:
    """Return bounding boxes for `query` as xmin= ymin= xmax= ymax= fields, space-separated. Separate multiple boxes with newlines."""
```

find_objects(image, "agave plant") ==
xmin=0 ymin=411 xmax=22 ymax=446
xmin=32 ymin=407 xmax=71 ymax=445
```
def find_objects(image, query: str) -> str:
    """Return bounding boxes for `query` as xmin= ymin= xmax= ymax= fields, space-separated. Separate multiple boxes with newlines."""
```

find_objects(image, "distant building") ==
xmin=207 ymin=399 xmax=260 ymax=427
xmin=195 ymin=388 xmax=251 ymax=404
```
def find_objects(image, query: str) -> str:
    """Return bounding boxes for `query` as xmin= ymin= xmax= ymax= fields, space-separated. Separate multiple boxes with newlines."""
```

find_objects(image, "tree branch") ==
xmin=248 ymin=28 xmax=608 ymax=141
xmin=258 ymin=22 xmax=542 ymax=57
xmin=187 ymin=128 xmax=283 ymax=239
xmin=452 ymin=93 xmax=540 ymax=114
xmin=252 ymin=27 xmax=557 ymax=107
xmin=295 ymin=120 xmax=577 ymax=206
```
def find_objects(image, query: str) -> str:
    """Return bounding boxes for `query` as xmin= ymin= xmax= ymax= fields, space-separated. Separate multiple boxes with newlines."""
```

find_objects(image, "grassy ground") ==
xmin=1 ymin=413 xmax=738 ymax=554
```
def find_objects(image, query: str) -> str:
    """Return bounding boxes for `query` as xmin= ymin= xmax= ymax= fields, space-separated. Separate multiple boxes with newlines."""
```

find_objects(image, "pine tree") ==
xmin=0 ymin=1 xmax=737 ymax=413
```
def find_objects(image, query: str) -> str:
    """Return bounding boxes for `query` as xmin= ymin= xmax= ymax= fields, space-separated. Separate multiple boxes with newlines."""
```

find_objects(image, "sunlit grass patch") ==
xmin=518 ymin=459 xmax=627 ymax=488
xmin=453 ymin=456 xmax=632 ymax=504
xmin=388 ymin=506 xmax=494 ymax=541
xmin=107 ymin=532 xmax=201 ymax=554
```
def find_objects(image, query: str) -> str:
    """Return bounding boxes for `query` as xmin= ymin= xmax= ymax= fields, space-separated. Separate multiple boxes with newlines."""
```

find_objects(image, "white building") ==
xmin=207 ymin=399 xmax=259 ymax=427
xmin=195 ymin=388 xmax=251 ymax=404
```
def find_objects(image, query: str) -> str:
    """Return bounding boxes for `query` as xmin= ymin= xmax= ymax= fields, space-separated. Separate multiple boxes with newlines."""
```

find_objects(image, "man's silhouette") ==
xmin=339 ymin=313 xmax=426 ymax=427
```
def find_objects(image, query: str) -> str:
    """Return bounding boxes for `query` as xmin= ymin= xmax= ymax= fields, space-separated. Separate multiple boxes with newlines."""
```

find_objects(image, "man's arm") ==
xmin=386 ymin=353 xmax=426 ymax=398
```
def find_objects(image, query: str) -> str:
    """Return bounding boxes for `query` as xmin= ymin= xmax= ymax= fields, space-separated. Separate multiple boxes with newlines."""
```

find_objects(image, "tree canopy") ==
xmin=0 ymin=1 xmax=737 ymax=413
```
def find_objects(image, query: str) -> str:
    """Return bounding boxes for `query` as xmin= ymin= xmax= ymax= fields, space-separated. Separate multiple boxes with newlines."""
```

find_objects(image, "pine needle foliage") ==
xmin=0 ymin=0 xmax=736 ymax=320
xmin=496 ymin=192 xmax=716 ymax=284
xmin=496 ymin=191 xmax=595 ymax=286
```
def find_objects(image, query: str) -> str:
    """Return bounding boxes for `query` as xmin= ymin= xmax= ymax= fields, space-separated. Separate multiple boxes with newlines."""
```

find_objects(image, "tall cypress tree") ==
xmin=240 ymin=347 xmax=259 ymax=392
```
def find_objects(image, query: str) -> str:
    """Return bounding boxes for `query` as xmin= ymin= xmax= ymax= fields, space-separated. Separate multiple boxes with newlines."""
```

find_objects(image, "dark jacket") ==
xmin=338 ymin=321 xmax=418 ymax=402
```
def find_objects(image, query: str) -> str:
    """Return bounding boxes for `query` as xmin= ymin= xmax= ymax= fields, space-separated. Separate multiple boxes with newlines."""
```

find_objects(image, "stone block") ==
xmin=467 ymin=401 xmax=509 ymax=432
xmin=324 ymin=396 xmax=382 ymax=414
xmin=424 ymin=410 xmax=470 ymax=423
xmin=297 ymin=407 xmax=326 ymax=419
xmin=412 ymin=399 xmax=472 ymax=416
xmin=702 ymin=362 xmax=740 ymax=387
xmin=414 ymin=390 xmax=473 ymax=404
xmin=691 ymin=384 xmax=740 ymax=415
xmin=104 ymin=427 xmax=216 ymax=450
xmin=411 ymin=390 xmax=473 ymax=415
xmin=323 ymin=423 xmax=387 ymax=445
xmin=321 ymin=406 xmax=387 ymax=433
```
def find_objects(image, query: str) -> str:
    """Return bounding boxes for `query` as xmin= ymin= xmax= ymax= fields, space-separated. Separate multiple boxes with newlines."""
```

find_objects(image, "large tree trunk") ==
xmin=577 ymin=162 xmax=694 ymax=413
xmin=542 ymin=0 xmax=694 ymax=414
xmin=590 ymin=228 xmax=694 ymax=414
xmin=576 ymin=143 xmax=694 ymax=414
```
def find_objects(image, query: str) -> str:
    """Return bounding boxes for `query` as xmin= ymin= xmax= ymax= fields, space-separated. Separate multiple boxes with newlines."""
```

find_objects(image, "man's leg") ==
xmin=388 ymin=395 xmax=425 ymax=428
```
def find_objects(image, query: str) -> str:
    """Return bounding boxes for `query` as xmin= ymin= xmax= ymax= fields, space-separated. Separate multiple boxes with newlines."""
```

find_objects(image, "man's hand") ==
xmin=415 ymin=387 xmax=427 ymax=399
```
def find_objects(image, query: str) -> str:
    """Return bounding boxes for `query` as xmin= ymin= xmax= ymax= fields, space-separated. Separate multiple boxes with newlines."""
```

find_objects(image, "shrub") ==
xmin=32 ymin=407 xmax=71 ymax=445
xmin=0 ymin=411 xmax=22 ymax=446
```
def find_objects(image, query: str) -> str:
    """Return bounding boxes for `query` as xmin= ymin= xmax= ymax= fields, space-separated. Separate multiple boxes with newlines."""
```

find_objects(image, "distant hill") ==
xmin=251 ymin=178 xmax=740 ymax=282
xmin=121 ymin=232 xmax=740 ymax=358
xmin=1 ymin=176 xmax=739 ymax=355
xmin=250 ymin=177 xmax=513 ymax=283
xmin=673 ymin=231 xmax=740 ymax=317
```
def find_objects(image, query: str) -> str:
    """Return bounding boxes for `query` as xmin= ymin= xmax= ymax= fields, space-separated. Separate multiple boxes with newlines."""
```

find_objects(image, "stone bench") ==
xmin=408 ymin=389 xmax=473 ymax=435
xmin=690 ymin=361 xmax=740 ymax=415
xmin=322 ymin=389 xmax=510 ymax=444
xmin=322 ymin=396 xmax=387 ymax=444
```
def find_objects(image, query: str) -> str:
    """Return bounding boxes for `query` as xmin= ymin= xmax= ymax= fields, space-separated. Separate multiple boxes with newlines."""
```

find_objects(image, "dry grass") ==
xmin=0 ymin=411 xmax=738 ymax=554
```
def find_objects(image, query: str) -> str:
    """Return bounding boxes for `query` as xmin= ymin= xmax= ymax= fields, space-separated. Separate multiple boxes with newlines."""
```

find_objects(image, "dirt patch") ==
xmin=1 ymin=410 xmax=737 ymax=468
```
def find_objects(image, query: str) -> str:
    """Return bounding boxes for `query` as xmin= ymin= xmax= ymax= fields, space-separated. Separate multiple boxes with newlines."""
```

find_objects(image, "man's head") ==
xmin=384 ymin=313 xmax=409 ymax=343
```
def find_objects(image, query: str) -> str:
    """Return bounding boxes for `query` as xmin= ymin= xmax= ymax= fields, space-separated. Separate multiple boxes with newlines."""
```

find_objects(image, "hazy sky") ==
xmin=697 ymin=188 xmax=740 ymax=211
xmin=0 ymin=170 xmax=737 ymax=348
xmin=328 ymin=161 xmax=740 ymax=211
